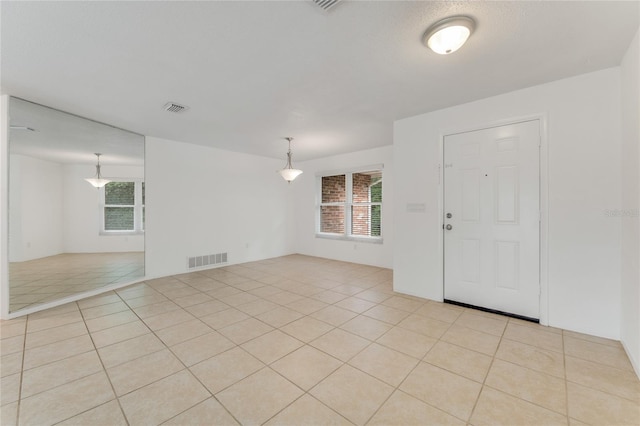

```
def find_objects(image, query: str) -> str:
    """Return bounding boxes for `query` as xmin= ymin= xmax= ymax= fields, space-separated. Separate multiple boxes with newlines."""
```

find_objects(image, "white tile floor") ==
xmin=1 ymin=254 xmax=638 ymax=425
xmin=8 ymin=252 xmax=144 ymax=312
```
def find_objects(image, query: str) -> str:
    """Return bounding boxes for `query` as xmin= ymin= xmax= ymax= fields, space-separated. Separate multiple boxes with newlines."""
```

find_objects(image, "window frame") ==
xmin=316 ymin=164 xmax=383 ymax=244
xmin=99 ymin=178 xmax=145 ymax=236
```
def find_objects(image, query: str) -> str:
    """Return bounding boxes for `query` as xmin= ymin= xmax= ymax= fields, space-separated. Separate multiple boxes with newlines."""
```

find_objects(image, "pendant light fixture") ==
xmin=423 ymin=16 xmax=475 ymax=55
xmin=85 ymin=153 xmax=111 ymax=188
xmin=277 ymin=137 xmax=303 ymax=183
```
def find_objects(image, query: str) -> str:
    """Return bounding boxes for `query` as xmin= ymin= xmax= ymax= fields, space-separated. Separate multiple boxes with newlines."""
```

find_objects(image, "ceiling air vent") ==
xmin=311 ymin=0 xmax=341 ymax=11
xmin=163 ymin=102 xmax=189 ymax=113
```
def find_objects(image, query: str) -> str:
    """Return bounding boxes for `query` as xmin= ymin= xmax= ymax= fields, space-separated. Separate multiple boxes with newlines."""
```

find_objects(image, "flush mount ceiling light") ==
xmin=423 ymin=15 xmax=475 ymax=55
xmin=277 ymin=137 xmax=303 ymax=183
xmin=85 ymin=153 xmax=111 ymax=188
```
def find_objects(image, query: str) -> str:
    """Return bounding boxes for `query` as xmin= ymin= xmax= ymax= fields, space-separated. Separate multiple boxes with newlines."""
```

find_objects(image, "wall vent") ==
xmin=163 ymin=102 xmax=190 ymax=113
xmin=187 ymin=252 xmax=228 ymax=270
xmin=311 ymin=0 xmax=341 ymax=11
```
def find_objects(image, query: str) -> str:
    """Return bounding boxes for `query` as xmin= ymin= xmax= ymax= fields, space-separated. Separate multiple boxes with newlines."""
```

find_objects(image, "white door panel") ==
xmin=444 ymin=120 xmax=540 ymax=319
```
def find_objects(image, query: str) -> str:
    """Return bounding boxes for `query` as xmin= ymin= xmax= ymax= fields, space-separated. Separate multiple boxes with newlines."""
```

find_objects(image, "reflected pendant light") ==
xmin=277 ymin=137 xmax=303 ymax=183
xmin=85 ymin=153 xmax=111 ymax=188
xmin=423 ymin=16 xmax=475 ymax=55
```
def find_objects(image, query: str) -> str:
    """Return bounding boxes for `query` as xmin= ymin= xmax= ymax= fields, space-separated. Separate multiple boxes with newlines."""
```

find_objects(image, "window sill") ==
xmin=100 ymin=231 xmax=144 ymax=237
xmin=315 ymin=233 xmax=383 ymax=244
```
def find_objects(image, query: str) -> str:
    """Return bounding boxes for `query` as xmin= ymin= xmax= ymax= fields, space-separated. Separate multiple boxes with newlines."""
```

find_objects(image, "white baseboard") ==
xmin=621 ymin=339 xmax=640 ymax=380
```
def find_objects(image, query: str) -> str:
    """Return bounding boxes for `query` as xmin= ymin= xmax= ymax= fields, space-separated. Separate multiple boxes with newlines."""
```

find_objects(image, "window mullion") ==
xmin=134 ymin=181 xmax=142 ymax=232
xmin=345 ymin=172 xmax=353 ymax=236
xmin=99 ymin=187 xmax=106 ymax=232
xmin=316 ymin=176 xmax=321 ymax=234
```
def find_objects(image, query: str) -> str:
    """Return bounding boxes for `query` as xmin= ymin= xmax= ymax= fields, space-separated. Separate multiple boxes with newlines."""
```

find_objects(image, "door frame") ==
xmin=438 ymin=114 xmax=549 ymax=325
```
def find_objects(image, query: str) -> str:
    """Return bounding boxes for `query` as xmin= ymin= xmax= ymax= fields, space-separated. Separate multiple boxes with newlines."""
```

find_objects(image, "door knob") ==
xmin=446 ymin=224 xmax=452 ymax=230
xmin=446 ymin=213 xmax=452 ymax=218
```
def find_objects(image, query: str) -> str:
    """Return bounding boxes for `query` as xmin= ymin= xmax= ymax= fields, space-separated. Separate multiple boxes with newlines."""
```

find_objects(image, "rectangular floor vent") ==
xmin=187 ymin=252 xmax=228 ymax=270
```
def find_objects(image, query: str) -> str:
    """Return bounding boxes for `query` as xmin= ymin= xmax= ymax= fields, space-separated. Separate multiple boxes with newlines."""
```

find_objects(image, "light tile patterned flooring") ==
xmin=9 ymin=252 xmax=144 ymax=312
xmin=1 ymin=255 xmax=638 ymax=425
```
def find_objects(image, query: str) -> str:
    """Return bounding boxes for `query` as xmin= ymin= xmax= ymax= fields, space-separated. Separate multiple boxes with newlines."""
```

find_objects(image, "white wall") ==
xmin=394 ymin=68 xmax=622 ymax=339
xmin=8 ymin=154 xmax=64 ymax=262
xmin=144 ymin=137 xmax=294 ymax=278
xmin=7 ymin=158 xmax=144 ymax=257
xmin=1 ymin=95 xmax=10 ymax=318
xmin=62 ymin=164 xmax=144 ymax=253
xmin=620 ymin=29 xmax=640 ymax=374
xmin=292 ymin=146 xmax=393 ymax=268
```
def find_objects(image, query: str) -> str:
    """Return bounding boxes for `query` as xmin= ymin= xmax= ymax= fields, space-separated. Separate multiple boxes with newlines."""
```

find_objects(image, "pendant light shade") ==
xmin=279 ymin=167 xmax=303 ymax=182
xmin=85 ymin=153 xmax=111 ymax=188
xmin=277 ymin=137 xmax=303 ymax=183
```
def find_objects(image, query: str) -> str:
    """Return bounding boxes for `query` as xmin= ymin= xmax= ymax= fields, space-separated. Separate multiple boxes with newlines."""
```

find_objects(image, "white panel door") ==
xmin=443 ymin=120 xmax=540 ymax=319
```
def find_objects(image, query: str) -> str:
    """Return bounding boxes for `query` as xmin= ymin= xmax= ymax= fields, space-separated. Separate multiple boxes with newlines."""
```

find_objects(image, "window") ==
xmin=101 ymin=180 xmax=144 ymax=234
xmin=317 ymin=168 xmax=382 ymax=241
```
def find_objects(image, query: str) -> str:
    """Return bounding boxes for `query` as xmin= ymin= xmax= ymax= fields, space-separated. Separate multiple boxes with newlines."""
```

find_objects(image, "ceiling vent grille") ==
xmin=163 ymin=102 xmax=189 ymax=113
xmin=311 ymin=0 xmax=341 ymax=11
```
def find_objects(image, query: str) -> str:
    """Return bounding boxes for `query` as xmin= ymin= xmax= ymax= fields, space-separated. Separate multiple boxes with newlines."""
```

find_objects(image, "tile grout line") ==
xmin=557 ymin=325 xmax=639 ymax=405
xmin=13 ymin=316 xmax=28 ymax=426
xmin=482 ymin=356 xmax=571 ymax=416
xmin=250 ymin=283 xmax=392 ymax=425
xmin=9 ymin=257 xmax=638 ymax=425
xmin=464 ymin=312 xmax=507 ymax=425
xmin=167 ymin=269 xmax=353 ymax=425
xmin=75 ymin=299 xmax=131 ymax=426
xmin=475 ymin=318 xmax=575 ymax=421
xmin=258 ymin=386 xmax=354 ymax=426
xmin=361 ymin=307 xmax=467 ymax=425
xmin=20 ymin=299 xmax=579 ymax=425
xmin=156 ymin=262 xmax=632 ymax=422
xmin=9 ymin=253 xmax=144 ymax=313
xmin=169 ymin=269 xmax=397 ymax=425
xmin=13 ymin=305 xmax=117 ymax=424
xmin=114 ymin=283 xmax=243 ymax=426
xmin=562 ymin=329 xmax=570 ymax=422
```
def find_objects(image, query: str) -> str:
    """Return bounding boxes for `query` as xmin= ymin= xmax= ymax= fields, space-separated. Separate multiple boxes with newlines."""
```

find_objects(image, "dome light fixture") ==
xmin=423 ymin=16 xmax=475 ymax=55
xmin=85 ymin=153 xmax=111 ymax=188
xmin=277 ymin=137 xmax=303 ymax=183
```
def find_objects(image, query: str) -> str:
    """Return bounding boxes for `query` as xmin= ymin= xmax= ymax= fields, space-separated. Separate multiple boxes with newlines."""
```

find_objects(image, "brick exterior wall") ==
xmin=321 ymin=175 xmax=345 ymax=233
xmin=352 ymin=173 xmax=372 ymax=236
xmin=321 ymin=173 xmax=381 ymax=236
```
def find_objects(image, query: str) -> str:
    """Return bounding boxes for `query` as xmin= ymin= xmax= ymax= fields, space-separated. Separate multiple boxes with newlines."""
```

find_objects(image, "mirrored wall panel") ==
xmin=8 ymin=97 xmax=145 ymax=313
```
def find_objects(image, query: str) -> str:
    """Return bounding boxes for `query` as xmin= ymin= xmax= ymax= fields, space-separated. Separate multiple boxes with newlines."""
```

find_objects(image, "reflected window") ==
xmin=101 ymin=180 xmax=145 ymax=234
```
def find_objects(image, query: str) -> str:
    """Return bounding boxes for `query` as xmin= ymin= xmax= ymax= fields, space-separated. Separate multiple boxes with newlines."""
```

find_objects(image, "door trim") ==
xmin=438 ymin=114 xmax=549 ymax=325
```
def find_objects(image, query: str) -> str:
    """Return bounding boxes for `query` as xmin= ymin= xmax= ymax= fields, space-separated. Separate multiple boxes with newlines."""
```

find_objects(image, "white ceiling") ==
xmin=2 ymin=1 xmax=638 ymax=161
xmin=9 ymin=97 xmax=144 ymax=166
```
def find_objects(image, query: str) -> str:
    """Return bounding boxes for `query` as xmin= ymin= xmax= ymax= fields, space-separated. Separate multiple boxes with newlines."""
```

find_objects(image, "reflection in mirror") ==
xmin=8 ymin=97 xmax=145 ymax=314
